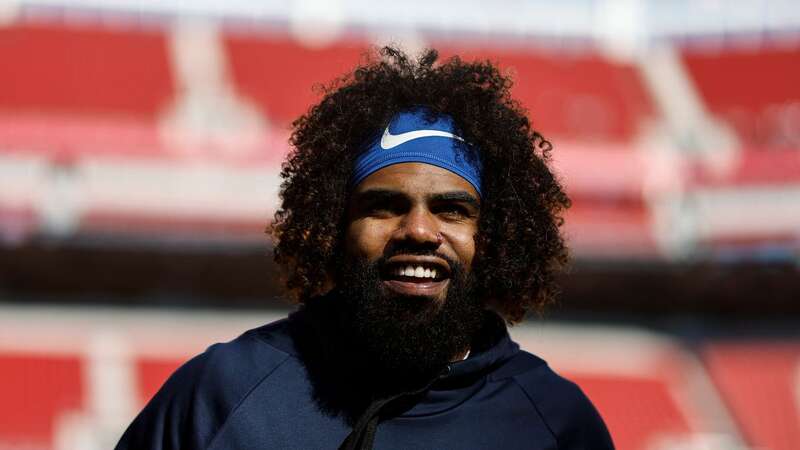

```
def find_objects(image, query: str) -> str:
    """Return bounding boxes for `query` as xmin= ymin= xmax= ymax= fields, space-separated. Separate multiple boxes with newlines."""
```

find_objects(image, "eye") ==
xmin=349 ymin=190 xmax=410 ymax=220
xmin=363 ymin=201 xmax=403 ymax=217
xmin=366 ymin=206 xmax=394 ymax=217
xmin=434 ymin=204 xmax=470 ymax=219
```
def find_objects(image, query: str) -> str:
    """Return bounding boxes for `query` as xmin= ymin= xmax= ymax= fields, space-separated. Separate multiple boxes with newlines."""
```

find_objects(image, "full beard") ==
xmin=335 ymin=254 xmax=485 ymax=384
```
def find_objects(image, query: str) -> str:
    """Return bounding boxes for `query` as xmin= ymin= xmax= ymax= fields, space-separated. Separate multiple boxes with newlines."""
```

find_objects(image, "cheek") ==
xmin=345 ymin=219 xmax=390 ymax=259
xmin=447 ymin=227 xmax=478 ymax=269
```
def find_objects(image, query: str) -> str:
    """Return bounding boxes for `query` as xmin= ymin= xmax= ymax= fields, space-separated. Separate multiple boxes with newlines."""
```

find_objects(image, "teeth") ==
xmin=394 ymin=265 xmax=440 ymax=279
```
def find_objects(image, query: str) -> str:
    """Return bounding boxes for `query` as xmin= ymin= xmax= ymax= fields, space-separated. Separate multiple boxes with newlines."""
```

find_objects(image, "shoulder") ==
xmin=170 ymin=319 xmax=295 ymax=404
xmin=493 ymin=350 xmax=615 ymax=450
xmin=185 ymin=319 xmax=295 ymax=399
xmin=116 ymin=318 xmax=296 ymax=450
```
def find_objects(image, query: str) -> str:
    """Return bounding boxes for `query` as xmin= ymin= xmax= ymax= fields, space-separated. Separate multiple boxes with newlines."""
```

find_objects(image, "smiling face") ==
xmin=344 ymin=162 xmax=480 ymax=303
xmin=335 ymin=162 xmax=485 ymax=376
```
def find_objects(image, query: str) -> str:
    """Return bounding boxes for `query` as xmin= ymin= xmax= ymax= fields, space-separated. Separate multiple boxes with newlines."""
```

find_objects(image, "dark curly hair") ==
xmin=271 ymin=47 xmax=570 ymax=323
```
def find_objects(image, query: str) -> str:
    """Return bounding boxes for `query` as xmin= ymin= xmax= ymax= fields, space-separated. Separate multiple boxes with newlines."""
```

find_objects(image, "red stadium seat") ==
xmin=553 ymin=144 xmax=660 ymax=257
xmin=565 ymin=199 xmax=657 ymax=257
xmin=684 ymin=149 xmax=800 ymax=253
xmin=437 ymin=44 xmax=656 ymax=142
xmin=0 ymin=23 xmax=174 ymax=118
xmin=682 ymin=47 xmax=800 ymax=149
xmin=0 ymin=353 xmax=84 ymax=448
xmin=690 ymin=148 xmax=800 ymax=187
xmin=0 ymin=23 xmax=174 ymax=162
xmin=224 ymin=36 xmax=656 ymax=143
xmin=570 ymin=374 xmax=693 ymax=450
xmin=136 ymin=357 xmax=186 ymax=406
xmin=223 ymin=35 xmax=368 ymax=126
xmin=703 ymin=342 xmax=800 ymax=450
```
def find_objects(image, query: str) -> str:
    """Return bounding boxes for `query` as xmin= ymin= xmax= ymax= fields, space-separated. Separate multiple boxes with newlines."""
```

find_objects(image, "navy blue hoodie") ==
xmin=116 ymin=305 xmax=613 ymax=450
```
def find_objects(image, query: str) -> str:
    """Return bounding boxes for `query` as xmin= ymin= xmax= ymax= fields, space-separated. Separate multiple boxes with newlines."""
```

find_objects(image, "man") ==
xmin=116 ymin=47 xmax=614 ymax=450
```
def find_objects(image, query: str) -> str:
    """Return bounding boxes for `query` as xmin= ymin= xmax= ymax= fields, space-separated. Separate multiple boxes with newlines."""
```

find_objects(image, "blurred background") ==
xmin=0 ymin=0 xmax=798 ymax=449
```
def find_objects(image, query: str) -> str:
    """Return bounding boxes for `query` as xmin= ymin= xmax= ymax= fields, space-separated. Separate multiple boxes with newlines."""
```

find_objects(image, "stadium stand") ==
xmin=223 ymin=34 xmax=369 ymax=126
xmin=703 ymin=342 xmax=800 ymax=450
xmin=520 ymin=334 xmax=697 ymax=450
xmin=0 ymin=22 xmax=664 ymax=256
xmin=0 ymin=23 xmax=173 ymax=158
xmin=0 ymin=6 xmax=798 ymax=450
xmin=0 ymin=23 xmax=173 ymax=118
xmin=0 ymin=353 xmax=83 ymax=448
xmin=682 ymin=46 xmax=800 ymax=150
xmin=686 ymin=148 xmax=800 ymax=255
xmin=433 ymin=44 xmax=661 ymax=257
xmin=574 ymin=375 xmax=694 ymax=450
xmin=677 ymin=45 xmax=800 ymax=255
xmin=7 ymin=306 xmax=794 ymax=450
xmin=436 ymin=44 xmax=656 ymax=143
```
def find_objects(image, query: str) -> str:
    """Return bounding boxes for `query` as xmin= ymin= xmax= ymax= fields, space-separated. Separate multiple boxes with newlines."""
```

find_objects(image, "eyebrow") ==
xmin=352 ymin=189 xmax=405 ymax=205
xmin=429 ymin=191 xmax=480 ymax=209
xmin=353 ymin=189 xmax=480 ymax=209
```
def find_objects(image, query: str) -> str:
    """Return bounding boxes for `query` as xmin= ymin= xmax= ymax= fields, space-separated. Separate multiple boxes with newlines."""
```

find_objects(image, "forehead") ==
xmin=352 ymin=163 xmax=479 ymax=197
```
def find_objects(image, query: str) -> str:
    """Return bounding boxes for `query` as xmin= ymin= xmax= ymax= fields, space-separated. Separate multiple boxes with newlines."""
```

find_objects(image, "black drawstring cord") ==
xmin=338 ymin=395 xmax=395 ymax=450
xmin=338 ymin=366 xmax=450 ymax=450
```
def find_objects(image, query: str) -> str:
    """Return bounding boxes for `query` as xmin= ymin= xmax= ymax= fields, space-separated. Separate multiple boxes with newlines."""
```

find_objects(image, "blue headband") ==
xmin=351 ymin=107 xmax=483 ymax=196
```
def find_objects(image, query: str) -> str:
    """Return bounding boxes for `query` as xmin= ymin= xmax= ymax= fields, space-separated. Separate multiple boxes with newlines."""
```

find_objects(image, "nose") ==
xmin=392 ymin=206 xmax=442 ymax=248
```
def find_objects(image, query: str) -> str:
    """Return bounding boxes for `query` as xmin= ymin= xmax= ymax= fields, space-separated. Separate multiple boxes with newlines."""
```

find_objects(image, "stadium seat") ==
xmin=0 ymin=23 xmax=174 ymax=160
xmin=682 ymin=46 xmax=800 ymax=150
xmin=0 ymin=23 xmax=173 ymax=118
xmin=0 ymin=353 xmax=83 ymax=448
xmin=136 ymin=357 xmax=186 ymax=406
xmin=223 ymin=35 xmax=368 ymax=125
xmin=571 ymin=374 xmax=693 ymax=450
xmin=436 ymin=44 xmax=656 ymax=142
xmin=702 ymin=342 xmax=800 ymax=450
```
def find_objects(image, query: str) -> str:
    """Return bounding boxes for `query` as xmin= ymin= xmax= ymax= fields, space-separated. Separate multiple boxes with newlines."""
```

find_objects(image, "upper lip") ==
xmin=383 ymin=255 xmax=451 ymax=278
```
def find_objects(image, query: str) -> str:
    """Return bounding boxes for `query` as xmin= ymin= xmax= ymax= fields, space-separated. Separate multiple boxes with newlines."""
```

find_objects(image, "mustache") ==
xmin=375 ymin=249 xmax=458 ymax=269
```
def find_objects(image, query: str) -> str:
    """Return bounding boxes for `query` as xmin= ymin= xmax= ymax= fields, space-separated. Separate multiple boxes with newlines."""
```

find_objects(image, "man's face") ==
xmin=344 ymin=162 xmax=480 ymax=304
xmin=336 ymin=162 xmax=483 ymax=378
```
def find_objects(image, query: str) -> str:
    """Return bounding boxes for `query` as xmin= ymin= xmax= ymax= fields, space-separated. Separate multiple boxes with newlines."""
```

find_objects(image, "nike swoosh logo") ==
xmin=380 ymin=127 xmax=464 ymax=150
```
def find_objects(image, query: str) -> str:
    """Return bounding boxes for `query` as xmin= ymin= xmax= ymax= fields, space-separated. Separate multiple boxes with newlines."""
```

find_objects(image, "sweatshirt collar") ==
xmin=281 ymin=294 xmax=519 ymax=418
xmin=400 ymin=313 xmax=519 ymax=417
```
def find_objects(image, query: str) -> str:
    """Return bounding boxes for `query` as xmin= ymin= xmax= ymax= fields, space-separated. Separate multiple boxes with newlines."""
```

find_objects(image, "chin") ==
xmin=376 ymin=285 xmax=447 ymax=322
xmin=381 ymin=279 xmax=449 ymax=301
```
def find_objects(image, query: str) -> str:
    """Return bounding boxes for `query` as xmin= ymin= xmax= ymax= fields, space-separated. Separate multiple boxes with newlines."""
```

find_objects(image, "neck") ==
xmin=453 ymin=348 xmax=470 ymax=362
